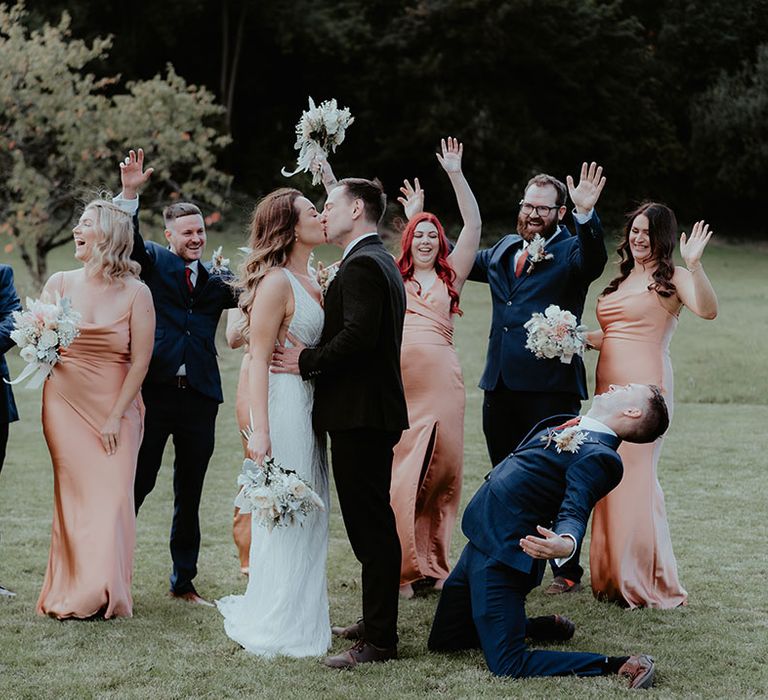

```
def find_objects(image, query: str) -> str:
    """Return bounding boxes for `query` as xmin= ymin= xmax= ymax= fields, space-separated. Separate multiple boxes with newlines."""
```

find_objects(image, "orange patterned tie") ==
xmin=514 ymin=249 xmax=529 ymax=278
xmin=554 ymin=417 xmax=580 ymax=430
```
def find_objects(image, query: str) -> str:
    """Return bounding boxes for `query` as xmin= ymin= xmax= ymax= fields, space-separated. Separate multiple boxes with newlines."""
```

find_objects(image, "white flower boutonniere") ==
xmin=210 ymin=246 xmax=230 ymax=273
xmin=316 ymin=260 xmax=340 ymax=295
xmin=541 ymin=427 xmax=589 ymax=454
xmin=525 ymin=233 xmax=554 ymax=274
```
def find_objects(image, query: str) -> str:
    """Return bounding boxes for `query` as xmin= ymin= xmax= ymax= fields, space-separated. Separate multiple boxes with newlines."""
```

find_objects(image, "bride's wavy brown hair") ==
xmin=82 ymin=200 xmax=141 ymax=282
xmin=602 ymin=202 xmax=677 ymax=298
xmin=236 ymin=188 xmax=302 ymax=317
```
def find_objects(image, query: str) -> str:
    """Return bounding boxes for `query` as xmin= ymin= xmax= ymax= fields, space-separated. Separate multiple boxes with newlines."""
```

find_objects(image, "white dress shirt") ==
xmin=342 ymin=231 xmax=379 ymax=259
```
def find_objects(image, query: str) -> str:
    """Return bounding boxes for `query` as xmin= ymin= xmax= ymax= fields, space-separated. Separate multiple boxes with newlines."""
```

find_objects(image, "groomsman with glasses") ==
xmin=468 ymin=162 xmax=608 ymax=595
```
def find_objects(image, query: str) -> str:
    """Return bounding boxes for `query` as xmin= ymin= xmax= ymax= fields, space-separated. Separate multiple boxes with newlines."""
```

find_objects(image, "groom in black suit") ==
xmin=428 ymin=383 xmax=670 ymax=689
xmin=274 ymin=178 xmax=408 ymax=668
xmin=116 ymin=150 xmax=237 ymax=605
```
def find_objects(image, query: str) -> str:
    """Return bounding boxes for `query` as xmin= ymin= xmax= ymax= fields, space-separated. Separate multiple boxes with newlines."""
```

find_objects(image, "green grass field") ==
xmin=1 ymin=233 xmax=766 ymax=699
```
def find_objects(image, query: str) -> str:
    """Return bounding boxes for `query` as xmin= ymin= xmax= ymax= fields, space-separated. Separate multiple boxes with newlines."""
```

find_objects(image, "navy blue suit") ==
xmin=0 ymin=264 xmax=21 ymax=473
xmin=130 ymin=217 xmax=237 ymax=594
xmin=469 ymin=214 xmax=607 ymax=464
xmin=429 ymin=415 xmax=623 ymax=679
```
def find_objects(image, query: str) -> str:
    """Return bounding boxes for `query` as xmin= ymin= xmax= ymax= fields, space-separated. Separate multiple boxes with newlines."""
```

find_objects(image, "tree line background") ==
xmin=5 ymin=0 xmax=768 ymax=279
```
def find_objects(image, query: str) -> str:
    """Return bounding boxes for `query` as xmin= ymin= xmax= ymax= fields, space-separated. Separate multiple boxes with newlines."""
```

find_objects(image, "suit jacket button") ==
xmin=506 ymin=300 xmax=512 ymax=306
xmin=186 ymin=331 xmax=191 ymax=336
xmin=503 ymin=326 xmax=508 ymax=332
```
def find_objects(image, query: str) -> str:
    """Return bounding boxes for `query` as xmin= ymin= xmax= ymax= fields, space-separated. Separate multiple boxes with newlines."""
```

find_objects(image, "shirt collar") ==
xmin=185 ymin=260 xmax=199 ymax=271
xmin=579 ymin=415 xmax=617 ymax=437
xmin=342 ymin=232 xmax=379 ymax=259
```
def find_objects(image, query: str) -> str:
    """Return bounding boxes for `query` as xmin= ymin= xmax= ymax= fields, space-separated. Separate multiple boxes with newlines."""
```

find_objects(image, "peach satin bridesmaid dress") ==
xmin=391 ymin=279 xmax=465 ymax=586
xmin=589 ymin=285 xmax=688 ymax=609
xmin=37 ymin=281 xmax=144 ymax=619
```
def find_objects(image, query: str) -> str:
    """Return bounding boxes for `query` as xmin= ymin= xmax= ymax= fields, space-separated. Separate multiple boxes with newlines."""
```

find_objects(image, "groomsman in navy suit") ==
xmin=116 ymin=150 xmax=237 ymax=605
xmin=469 ymin=162 xmax=607 ymax=593
xmin=0 ymin=263 xmax=21 ymax=597
xmin=428 ymin=383 xmax=669 ymax=689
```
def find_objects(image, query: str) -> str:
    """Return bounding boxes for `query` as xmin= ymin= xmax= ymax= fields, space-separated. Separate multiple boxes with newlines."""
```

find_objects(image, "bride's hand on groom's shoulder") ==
xmin=270 ymin=332 xmax=305 ymax=375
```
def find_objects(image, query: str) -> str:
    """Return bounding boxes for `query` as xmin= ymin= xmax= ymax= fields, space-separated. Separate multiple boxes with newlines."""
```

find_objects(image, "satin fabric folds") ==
xmin=589 ymin=285 xmax=687 ymax=609
xmin=37 ymin=293 xmax=144 ymax=619
xmin=391 ymin=279 xmax=465 ymax=586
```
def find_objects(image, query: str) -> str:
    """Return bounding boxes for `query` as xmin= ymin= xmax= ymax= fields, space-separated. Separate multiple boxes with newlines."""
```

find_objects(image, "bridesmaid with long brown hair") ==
xmin=588 ymin=203 xmax=717 ymax=608
xmin=37 ymin=199 xmax=155 ymax=619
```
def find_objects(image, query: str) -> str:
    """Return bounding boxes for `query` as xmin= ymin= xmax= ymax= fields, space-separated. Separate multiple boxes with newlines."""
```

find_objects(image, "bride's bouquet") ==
xmin=6 ymin=294 xmax=81 ymax=388
xmin=281 ymin=97 xmax=354 ymax=185
xmin=235 ymin=456 xmax=325 ymax=532
xmin=523 ymin=304 xmax=587 ymax=365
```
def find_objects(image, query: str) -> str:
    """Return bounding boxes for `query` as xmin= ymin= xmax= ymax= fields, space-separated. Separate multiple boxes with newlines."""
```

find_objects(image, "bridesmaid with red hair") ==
xmin=391 ymin=137 xmax=481 ymax=598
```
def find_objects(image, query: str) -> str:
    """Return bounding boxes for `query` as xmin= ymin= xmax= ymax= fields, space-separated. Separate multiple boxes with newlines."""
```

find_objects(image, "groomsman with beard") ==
xmin=0 ymin=263 xmax=21 ymax=598
xmin=468 ymin=162 xmax=608 ymax=594
xmin=273 ymin=178 xmax=408 ymax=668
xmin=115 ymin=150 xmax=238 ymax=605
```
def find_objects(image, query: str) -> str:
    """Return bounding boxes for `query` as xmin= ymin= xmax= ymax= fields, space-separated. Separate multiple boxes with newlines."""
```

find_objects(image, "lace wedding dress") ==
xmin=217 ymin=269 xmax=331 ymax=657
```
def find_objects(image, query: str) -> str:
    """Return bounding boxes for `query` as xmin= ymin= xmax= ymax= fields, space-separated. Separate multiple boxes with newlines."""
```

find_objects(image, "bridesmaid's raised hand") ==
xmin=436 ymin=137 xmax=463 ymax=174
xmin=680 ymin=220 xmax=713 ymax=271
xmin=397 ymin=178 xmax=425 ymax=221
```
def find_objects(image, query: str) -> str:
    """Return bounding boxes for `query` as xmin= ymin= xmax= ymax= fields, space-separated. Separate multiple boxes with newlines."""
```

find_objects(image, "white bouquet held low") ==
xmin=235 ymin=456 xmax=325 ymax=532
xmin=6 ymin=294 xmax=81 ymax=388
xmin=282 ymin=97 xmax=354 ymax=185
xmin=524 ymin=304 xmax=587 ymax=365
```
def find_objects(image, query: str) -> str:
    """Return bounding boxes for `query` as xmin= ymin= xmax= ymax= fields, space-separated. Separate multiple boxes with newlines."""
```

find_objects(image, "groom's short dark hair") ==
xmin=338 ymin=178 xmax=386 ymax=225
xmin=626 ymin=384 xmax=669 ymax=444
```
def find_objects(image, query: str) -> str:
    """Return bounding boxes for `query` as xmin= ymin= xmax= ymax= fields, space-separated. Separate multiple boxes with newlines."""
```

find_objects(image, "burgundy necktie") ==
xmin=185 ymin=267 xmax=194 ymax=292
xmin=554 ymin=417 xmax=580 ymax=431
xmin=514 ymin=249 xmax=529 ymax=278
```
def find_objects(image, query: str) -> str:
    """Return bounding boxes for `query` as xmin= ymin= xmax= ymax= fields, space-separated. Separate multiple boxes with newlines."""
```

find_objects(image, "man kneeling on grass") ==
xmin=428 ymin=383 xmax=669 ymax=690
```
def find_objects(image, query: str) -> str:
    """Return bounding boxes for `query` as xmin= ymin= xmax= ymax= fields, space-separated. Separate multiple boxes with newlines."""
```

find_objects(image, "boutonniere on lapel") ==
xmin=541 ymin=426 xmax=589 ymax=454
xmin=525 ymin=234 xmax=554 ymax=274
xmin=316 ymin=260 xmax=340 ymax=296
xmin=210 ymin=246 xmax=230 ymax=273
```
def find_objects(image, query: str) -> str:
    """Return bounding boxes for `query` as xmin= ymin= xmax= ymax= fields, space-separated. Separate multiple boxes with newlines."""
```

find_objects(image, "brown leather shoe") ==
xmin=322 ymin=640 xmax=398 ymax=669
xmin=618 ymin=654 xmax=655 ymax=689
xmin=544 ymin=576 xmax=582 ymax=595
xmin=331 ymin=619 xmax=365 ymax=640
xmin=168 ymin=590 xmax=215 ymax=607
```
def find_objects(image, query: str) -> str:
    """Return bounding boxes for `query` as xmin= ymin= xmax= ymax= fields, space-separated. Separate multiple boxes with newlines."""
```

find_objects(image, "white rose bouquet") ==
xmin=281 ymin=97 xmax=354 ymax=185
xmin=234 ymin=456 xmax=325 ymax=532
xmin=523 ymin=304 xmax=587 ymax=365
xmin=6 ymin=294 xmax=81 ymax=388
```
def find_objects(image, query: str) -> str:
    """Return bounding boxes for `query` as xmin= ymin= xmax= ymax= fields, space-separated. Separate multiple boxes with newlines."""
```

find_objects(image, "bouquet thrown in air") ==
xmin=281 ymin=97 xmax=354 ymax=185
xmin=523 ymin=304 xmax=587 ymax=365
xmin=6 ymin=294 xmax=81 ymax=388
xmin=234 ymin=453 xmax=325 ymax=532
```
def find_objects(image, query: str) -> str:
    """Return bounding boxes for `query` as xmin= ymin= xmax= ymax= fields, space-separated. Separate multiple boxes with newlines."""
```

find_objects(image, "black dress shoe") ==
xmin=331 ymin=618 xmax=365 ymax=640
xmin=526 ymin=614 xmax=576 ymax=642
xmin=322 ymin=640 xmax=398 ymax=669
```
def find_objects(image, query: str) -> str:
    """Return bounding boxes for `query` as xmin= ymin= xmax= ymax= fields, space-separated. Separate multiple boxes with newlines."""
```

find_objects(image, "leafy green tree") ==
xmin=690 ymin=43 xmax=768 ymax=212
xmin=0 ymin=2 xmax=232 ymax=286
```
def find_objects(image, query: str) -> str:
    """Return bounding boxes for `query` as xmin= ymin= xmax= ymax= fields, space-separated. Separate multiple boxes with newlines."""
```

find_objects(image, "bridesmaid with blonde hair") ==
xmin=37 ymin=199 xmax=155 ymax=619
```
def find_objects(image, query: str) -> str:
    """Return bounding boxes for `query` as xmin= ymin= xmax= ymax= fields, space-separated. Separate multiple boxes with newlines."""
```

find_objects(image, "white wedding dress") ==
xmin=217 ymin=269 xmax=331 ymax=657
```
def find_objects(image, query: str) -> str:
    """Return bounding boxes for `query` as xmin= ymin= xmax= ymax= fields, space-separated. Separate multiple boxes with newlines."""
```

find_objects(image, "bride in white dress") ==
xmin=217 ymin=188 xmax=331 ymax=657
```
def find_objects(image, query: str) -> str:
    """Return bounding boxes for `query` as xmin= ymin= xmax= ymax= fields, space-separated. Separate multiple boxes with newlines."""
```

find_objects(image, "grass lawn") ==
xmin=1 ymin=233 xmax=766 ymax=699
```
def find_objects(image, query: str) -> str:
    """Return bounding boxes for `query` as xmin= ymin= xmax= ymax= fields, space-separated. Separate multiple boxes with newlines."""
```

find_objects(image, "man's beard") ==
xmin=516 ymin=213 xmax=559 ymax=242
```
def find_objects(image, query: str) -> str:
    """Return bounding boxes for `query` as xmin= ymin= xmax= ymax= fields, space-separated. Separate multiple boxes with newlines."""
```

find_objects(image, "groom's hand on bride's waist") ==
xmin=271 ymin=332 xmax=304 ymax=375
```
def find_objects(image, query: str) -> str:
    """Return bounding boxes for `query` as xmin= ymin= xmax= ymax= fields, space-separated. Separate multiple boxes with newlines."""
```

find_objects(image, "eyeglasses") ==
xmin=519 ymin=200 xmax=560 ymax=217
